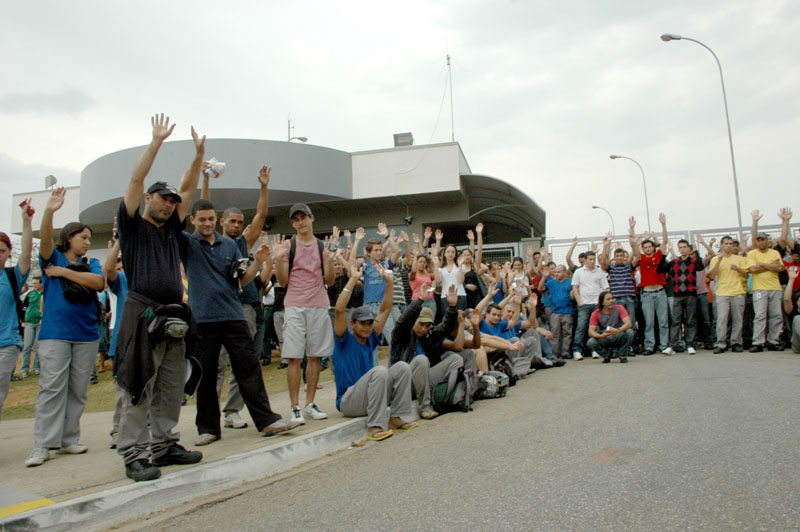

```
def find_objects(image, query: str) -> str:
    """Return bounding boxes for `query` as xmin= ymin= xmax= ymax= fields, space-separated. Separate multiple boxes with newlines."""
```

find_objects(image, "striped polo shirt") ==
xmin=608 ymin=262 xmax=636 ymax=297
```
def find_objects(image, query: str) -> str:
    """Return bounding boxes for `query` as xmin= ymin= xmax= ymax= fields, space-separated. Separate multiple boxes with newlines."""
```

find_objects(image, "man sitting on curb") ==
xmin=333 ymin=263 xmax=417 ymax=443
xmin=586 ymin=291 xmax=634 ymax=363
xmin=390 ymin=283 xmax=461 ymax=420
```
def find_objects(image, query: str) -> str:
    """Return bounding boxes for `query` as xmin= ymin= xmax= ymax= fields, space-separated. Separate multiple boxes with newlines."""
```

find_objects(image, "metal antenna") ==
xmin=447 ymin=50 xmax=455 ymax=142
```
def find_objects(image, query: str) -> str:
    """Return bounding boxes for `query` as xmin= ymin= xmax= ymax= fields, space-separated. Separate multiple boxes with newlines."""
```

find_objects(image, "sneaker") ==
xmin=572 ymin=352 xmax=583 ymax=360
xmin=591 ymin=351 xmax=600 ymax=359
xmin=90 ymin=375 xmax=98 ymax=385
xmin=277 ymin=362 xmax=288 ymax=370
xmin=766 ymin=343 xmax=784 ymax=352
xmin=731 ymin=345 xmax=743 ymax=353
xmin=662 ymin=347 xmax=675 ymax=355
xmin=262 ymin=418 xmax=300 ymax=437
xmin=620 ymin=358 xmax=628 ymax=363
xmin=110 ymin=433 xmax=118 ymax=450
xmin=749 ymin=345 xmax=764 ymax=353
xmin=33 ymin=369 xmax=40 ymax=376
xmin=713 ymin=346 xmax=727 ymax=354
xmin=125 ymin=459 xmax=161 ymax=482
xmin=24 ymin=448 xmax=50 ymax=467
xmin=57 ymin=443 xmax=88 ymax=454
xmin=642 ymin=349 xmax=655 ymax=356
xmin=151 ymin=444 xmax=202 ymax=467
xmin=20 ymin=371 xmax=28 ymax=379
xmin=602 ymin=358 xmax=610 ymax=364
xmin=224 ymin=412 xmax=248 ymax=429
xmin=290 ymin=406 xmax=305 ymax=425
xmin=302 ymin=402 xmax=328 ymax=420
xmin=687 ymin=347 xmax=697 ymax=355
xmin=195 ymin=433 xmax=221 ymax=446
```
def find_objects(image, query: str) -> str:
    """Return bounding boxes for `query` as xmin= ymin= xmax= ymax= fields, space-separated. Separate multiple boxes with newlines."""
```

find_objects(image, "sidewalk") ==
xmin=0 ymin=374 xmax=400 ymax=531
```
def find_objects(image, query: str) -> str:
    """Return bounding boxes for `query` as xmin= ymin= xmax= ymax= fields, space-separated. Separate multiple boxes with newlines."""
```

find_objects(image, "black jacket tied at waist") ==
xmin=114 ymin=291 xmax=199 ymax=405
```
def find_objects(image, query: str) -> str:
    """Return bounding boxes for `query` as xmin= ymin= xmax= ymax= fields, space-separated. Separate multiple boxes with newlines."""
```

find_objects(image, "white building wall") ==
xmin=351 ymin=143 xmax=463 ymax=199
xmin=12 ymin=186 xmax=81 ymax=234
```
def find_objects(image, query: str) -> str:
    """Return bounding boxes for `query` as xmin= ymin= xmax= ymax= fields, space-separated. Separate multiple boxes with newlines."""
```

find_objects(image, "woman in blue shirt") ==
xmin=25 ymin=188 xmax=105 ymax=468
xmin=0 ymin=204 xmax=33 ymax=420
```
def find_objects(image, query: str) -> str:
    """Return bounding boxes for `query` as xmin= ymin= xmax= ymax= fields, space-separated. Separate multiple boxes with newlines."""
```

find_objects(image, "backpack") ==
xmin=488 ymin=351 xmax=518 ymax=386
xmin=4 ymin=267 xmax=24 ymax=336
xmin=288 ymin=237 xmax=325 ymax=279
xmin=431 ymin=367 xmax=476 ymax=413
xmin=476 ymin=370 xmax=509 ymax=399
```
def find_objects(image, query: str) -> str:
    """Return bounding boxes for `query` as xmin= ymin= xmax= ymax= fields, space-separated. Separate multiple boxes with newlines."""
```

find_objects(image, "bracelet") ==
xmin=342 ymin=288 xmax=352 ymax=293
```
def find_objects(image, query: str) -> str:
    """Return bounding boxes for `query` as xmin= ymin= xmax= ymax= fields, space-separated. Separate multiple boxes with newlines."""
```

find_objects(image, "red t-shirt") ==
xmin=639 ymin=249 xmax=666 ymax=287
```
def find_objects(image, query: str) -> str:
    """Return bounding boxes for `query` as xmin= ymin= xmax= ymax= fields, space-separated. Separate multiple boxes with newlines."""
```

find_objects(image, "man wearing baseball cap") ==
xmin=389 ymin=282 xmax=462 ymax=420
xmin=332 ymin=263 xmax=416 ymax=442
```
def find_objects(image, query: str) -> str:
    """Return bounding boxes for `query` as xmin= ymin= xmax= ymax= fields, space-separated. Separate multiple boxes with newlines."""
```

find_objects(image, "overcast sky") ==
xmin=2 ymin=0 xmax=798 ymax=241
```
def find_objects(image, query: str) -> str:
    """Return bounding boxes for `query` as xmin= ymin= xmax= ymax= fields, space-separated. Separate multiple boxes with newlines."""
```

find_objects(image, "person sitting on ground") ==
xmin=390 ymin=282 xmax=461 ymax=420
xmin=586 ymin=291 xmax=634 ymax=363
xmin=783 ymin=268 xmax=800 ymax=354
xmin=334 ymin=262 xmax=417 ymax=442
xmin=440 ymin=309 xmax=480 ymax=374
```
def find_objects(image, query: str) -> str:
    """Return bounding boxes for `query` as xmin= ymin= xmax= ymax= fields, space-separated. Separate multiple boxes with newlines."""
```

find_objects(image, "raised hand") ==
xmin=151 ymin=113 xmax=175 ymax=141
xmin=354 ymin=227 xmax=365 ymax=241
xmin=331 ymin=225 xmax=340 ymax=243
xmin=45 ymin=187 xmax=66 ymax=212
xmin=271 ymin=234 xmax=290 ymax=260
xmin=529 ymin=293 xmax=538 ymax=307
xmin=412 ymin=233 xmax=421 ymax=244
xmin=476 ymin=222 xmax=484 ymax=234
xmin=424 ymin=226 xmax=433 ymax=241
xmin=349 ymin=262 xmax=364 ymax=281
xmin=572 ymin=236 xmax=578 ymax=245
xmin=469 ymin=309 xmax=481 ymax=328
xmin=526 ymin=245 xmax=534 ymax=258
xmin=445 ymin=284 xmax=458 ymax=306
xmin=696 ymin=234 xmax=706 ymax=244
xmin=19 ymin=198 xmax=34 ymax=224
xmin=191 ymin=126 xmax=206 ymax=155
xmin=255 ymin=242 xmax=272 ymax=263
xmin=377 ymin=222 xmax=389 ymax=237
xmin=751 ymin=209 xmax=762 ymax=222
xmin=435 ymin=228 xmax=443 ymax=242
xmin=709 ymin=237 xmax=716 ymax=246
xmin=628 ymin=216 xmax=636 ymax=230
xmin=419 ymin=280 xmax=431 ymax=298
xmin=779 ymin=207 xmax=792 ymax=222
xmin=389 ymin=228 xmax=397 ymax=240
xmin=399 ymin=230 xmax=409 ymax=243
xmin=375 ymin=263 xmax=393 ymax=282
xmin=258 ymin=165 xmax=271 ymax=186
xmin=787 ymin=267 xmax=799 ymax=281
xmin=467 ymin=229 xmax=475 ymax=241
xmin=343 ymin=229 xmax=351 ymax=241
xmin=658 ymin=212 xmax=666 ymax=225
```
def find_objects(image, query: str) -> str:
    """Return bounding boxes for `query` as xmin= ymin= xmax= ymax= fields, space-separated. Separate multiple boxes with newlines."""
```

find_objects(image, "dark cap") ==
xmin=418 ymin=307 xmax=435 ymax=324
xmin=147 ymin=181 xmax=182 ymax=202
xmin=755 ymin=232 xmax=769 ymax=239
xmin=289 ymin=203 xmax=312 ymax=219
xmin=351 ymin=305 xmax=377 ymax=322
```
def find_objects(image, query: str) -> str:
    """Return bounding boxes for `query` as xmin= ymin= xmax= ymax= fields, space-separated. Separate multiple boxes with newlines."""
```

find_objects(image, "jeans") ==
xmin=696 ymin=293 xmax=716 ymax=345
xmin=587 ymin=329 xmax=634 ymax=360
xmin=21 ymin=322 xmax=40 ymax=374
xmin=670 ymin=295 xmax=697 ymax=349
xmin=572 ymin=304 xmax=598 ymax=354
xmin=640 ymin=289 xmax=669 ymax=351
xmin=615 ymin=296 xmax=637 ymax=337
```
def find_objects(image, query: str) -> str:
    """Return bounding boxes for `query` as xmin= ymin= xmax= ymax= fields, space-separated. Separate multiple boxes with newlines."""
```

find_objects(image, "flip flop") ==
xmin=367 ymin=430 xmax=394 ymax=442
xmin=392 ymin=422 xmax=418 ymax=432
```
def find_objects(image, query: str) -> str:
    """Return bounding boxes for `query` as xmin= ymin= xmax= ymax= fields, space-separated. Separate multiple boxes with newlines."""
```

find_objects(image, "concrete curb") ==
xmin=0 ymin=413 xmax=401 ymax=532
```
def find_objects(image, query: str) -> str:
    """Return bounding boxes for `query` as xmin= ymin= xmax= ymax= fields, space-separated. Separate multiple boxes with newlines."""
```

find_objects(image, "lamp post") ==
xmin=660 ymin=33 xmax=743 ymax=240
xmin=592 ymin=205 xmax=616 ymax=237
xmin=609 ymin=154 xmax=652 ymax=233
xmin=287 ymin=118 xmax=308 ymax=143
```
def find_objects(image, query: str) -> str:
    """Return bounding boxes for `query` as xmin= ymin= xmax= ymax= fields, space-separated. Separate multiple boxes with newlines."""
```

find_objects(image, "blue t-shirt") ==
xmin=0 ymin=265 xmax=28 ymax=348
xmin=39 ymin=250 xmax=102 ymax=342
xmin=235 ymin=235 xmax=260 ymax=306
xmin=479 ymin=319 xmax=520 ymax=341
xmin=333 ymin=329 xmax=380 ymax=410
xmin=362 ymin=259 xmax=393 ymax=304
xmin=109 ymin=272 xmax=128 ymax=358
xmin=184 ymin=232 xmax=246 ymax=323
xmin=545 ymin=277 xmax=574 ymax=315
xmin=492 ymin=279 xmax=505 ymax=304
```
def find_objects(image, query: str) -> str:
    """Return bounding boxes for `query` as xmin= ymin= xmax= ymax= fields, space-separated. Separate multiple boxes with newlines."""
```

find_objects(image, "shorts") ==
xmin=281 ymin=306 xmax=334 ymax=359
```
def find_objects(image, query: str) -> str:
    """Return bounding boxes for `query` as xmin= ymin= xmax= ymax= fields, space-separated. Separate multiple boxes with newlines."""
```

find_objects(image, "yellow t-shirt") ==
xmin=746 ymin=248 xmax=782 ymax=291
xmin=709 ymin=254 xmax=747 ymax=297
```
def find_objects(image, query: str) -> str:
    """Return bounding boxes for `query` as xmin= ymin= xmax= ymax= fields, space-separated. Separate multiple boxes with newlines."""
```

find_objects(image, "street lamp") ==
xmin=660 ymin=32 xmax=743 ymax=239
xmin=609 ymin=154 xmax=652 ymax=233
xmin=287 ymin=118 xmax=308 ymax=142
xmin=592 ymin=205 xmax=616 ymax=237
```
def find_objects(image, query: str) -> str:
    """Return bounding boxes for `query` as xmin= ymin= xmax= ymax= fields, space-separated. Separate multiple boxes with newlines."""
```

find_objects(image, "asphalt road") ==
xmin=120 ymin=351 xmax=800 ymax=532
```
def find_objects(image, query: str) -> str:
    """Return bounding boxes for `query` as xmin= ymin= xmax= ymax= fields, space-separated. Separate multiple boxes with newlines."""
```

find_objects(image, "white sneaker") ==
xmin=687 ymin=347 xmax=697 ymax=355
xmin=573 ymin=352 xmax=583 ymax=360
xmin=224 ymin=412 xmax=248 ymax=429
xmin=25 ymin=448 xmax=50 ymax=467
xmin=195 ymin=433 xmax=220 ymax=446
xmin=591 ymin=351 xmax=600 ymax=359
xmin=262 ymin=418 xmax=300 ymax=437
xmin=290 ymin=406 xmax=305 ymax=425
xmin=662 ymin=347 xmax=675 ymax=355
xmin=57 ymin=443 xmax=88 ymax=454
xmin=302 ymin=402 xmax=328 ymax=420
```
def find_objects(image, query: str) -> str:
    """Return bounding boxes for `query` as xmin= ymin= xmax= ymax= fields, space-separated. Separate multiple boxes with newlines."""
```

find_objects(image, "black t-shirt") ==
xmin=117 ymin=200 xmax=188 ymax=304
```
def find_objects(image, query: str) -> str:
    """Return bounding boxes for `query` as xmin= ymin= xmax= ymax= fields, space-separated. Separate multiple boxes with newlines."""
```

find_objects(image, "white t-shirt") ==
xmin=571 ymin=266 xmax=609 ymax=307
xmin=439 ymin=264 xmax=466 ymax=296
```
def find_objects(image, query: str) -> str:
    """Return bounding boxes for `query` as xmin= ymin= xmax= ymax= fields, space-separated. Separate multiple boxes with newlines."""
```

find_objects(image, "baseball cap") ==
xmin=289 ymin=203 xmax=312 ymax=218
xmin=351 ymin=305 xmax=377 ymax=322
xmin=418 ymin=307 xmax=435 ymax=324
xmin=147 ymin=181 xmax=181 ymax=202
xmin=755 ymin=232 xmax=769 ymax=239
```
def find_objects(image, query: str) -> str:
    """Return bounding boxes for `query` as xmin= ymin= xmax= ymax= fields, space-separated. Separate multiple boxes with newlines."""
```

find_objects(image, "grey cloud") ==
xmin=0 ymin=88 xmax=94 ymax=115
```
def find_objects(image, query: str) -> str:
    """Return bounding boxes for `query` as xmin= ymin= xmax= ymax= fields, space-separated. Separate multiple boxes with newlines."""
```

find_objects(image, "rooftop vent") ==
xmin=393 ymin=132 xmax=414 ymax=147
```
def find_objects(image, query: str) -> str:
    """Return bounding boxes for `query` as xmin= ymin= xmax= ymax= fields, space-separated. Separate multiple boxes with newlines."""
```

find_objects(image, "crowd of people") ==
xmin=1 ymin=114 xmax=798 ymax=484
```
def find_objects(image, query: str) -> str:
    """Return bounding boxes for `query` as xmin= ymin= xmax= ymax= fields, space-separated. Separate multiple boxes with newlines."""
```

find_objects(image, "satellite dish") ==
xmin=45 ymin=175 xmax=57 ymax=189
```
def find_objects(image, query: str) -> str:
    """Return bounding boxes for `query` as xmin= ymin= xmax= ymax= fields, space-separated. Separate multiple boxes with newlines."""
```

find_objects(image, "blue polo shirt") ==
xmin=333 ymin=329 xmax=380 ymax=410
xmin=363 ymin=259 xmax=393 ymax=304
xmin=109 ymin=272 xmax=128 ymax=357
xmin=183 ymin=232 xmax=246 ymax=323
xmin=545 ymin=277 xmax=574 ymax=315
xmin=234 ymin=235 xmax=260 ymax=306
xmin=0 ymin=265 xmax=28 ymax=348
xmin=479 ymin=319 xmax=520 ymax=341
xmin=39 ymin=250 xmax=102 ymax=342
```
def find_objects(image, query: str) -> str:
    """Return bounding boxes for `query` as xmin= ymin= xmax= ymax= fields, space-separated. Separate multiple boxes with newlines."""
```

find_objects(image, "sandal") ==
xmin=366 ymin=430 xmax=394 ymax=442
xmin=392 ymin=422 xmax=418 ymax=431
